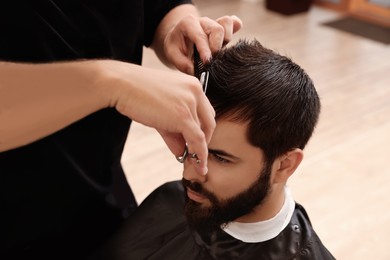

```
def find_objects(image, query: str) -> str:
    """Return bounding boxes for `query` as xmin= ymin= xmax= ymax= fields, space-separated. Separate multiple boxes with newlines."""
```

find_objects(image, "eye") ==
xmin=210 ymin=153 xmax=231 ymax=164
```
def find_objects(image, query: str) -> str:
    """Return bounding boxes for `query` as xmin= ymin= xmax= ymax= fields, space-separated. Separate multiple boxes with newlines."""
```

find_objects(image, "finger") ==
xmin=168 ymin=48 xmax=194 ymax=75
xmin=179 ymin=102 xmax=208 ymax=174
xmin=164 ymin=32 xmax=194 ymax=74
xmin=216 ymin=15 xmax=243 ymax=45
xmin=183 ymin=125 xmax=209 ymax=175
xmin=177 ymin=15 xmax=212 ymax=63
xmin=197 ymin=93 xmax=216 ymax=145
xmin=199 ymin=17 xmax=225 ymax=54
xmin=215 ymin=16 xmax=233 ymax=45
xmin=184 ymin=94 xmax=215 ymax=175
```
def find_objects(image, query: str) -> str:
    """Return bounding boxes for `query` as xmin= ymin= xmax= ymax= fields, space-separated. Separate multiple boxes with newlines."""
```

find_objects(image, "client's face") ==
xmin=182 ymin=119 xmax=272 ymax=231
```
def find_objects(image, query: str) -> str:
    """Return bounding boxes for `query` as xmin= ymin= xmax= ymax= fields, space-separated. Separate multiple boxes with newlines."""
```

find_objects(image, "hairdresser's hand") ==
xmin=164 ymin=14 xmax=243 ymax=74
xmin=105 ymin=61 xmax=215 ymax=175
xmin=152 ymin=4 xmax=243 ymax=75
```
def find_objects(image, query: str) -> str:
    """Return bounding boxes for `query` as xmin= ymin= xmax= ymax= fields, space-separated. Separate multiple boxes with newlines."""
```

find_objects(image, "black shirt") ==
xmin=0 ymin=0 xmax=191 ymax=258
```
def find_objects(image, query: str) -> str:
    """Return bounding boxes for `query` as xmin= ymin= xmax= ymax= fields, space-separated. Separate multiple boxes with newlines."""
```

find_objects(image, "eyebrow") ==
xmin=208 ymin=148 xmax=240 ymax=161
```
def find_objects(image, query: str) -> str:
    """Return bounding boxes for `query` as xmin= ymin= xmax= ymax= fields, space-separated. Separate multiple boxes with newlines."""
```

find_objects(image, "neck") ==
xmin=234 ymin=184 xmax=286 ymax=223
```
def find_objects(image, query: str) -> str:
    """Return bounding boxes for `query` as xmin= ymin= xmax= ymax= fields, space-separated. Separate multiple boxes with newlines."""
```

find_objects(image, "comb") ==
xmin=193 ymin=45 xmax=205 ymax=80
xmin=193 ymin=45 xmax=209 ymax=93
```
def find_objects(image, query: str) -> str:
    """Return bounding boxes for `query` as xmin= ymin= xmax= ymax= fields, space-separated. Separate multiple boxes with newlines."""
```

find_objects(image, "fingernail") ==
xmin=202 ymin=166 xmax=208 ymax=175
xmin=203 ymin=52 xmax=212 ymax=63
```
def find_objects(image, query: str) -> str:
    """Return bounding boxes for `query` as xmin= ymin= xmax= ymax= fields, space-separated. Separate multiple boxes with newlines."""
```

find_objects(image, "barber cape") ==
xmin=92 ymin=181 xmax=335 ymax=260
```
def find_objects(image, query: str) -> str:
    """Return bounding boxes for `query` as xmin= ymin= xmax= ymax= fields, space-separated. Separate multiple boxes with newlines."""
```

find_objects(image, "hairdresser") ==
xmin=0 ymin=1 xmax=242 ymax=258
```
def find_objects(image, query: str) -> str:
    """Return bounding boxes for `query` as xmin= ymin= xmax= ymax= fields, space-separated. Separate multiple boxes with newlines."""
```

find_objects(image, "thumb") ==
xmin=171 ymin=51 xmax=194 ymax=75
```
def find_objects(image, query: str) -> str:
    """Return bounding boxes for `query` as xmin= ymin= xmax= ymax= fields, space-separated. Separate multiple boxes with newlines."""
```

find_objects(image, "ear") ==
xmin=272 ymin=148 xmax=304 ymax=184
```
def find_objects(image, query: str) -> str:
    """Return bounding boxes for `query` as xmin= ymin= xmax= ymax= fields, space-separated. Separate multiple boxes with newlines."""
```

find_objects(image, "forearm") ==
xmin=0 ymin=57 xmax=215 ymax=174
xmin=0 ymin=60 xmax=110 ymax=152
xmin=151 ymin=3 xmax=199 ymax=67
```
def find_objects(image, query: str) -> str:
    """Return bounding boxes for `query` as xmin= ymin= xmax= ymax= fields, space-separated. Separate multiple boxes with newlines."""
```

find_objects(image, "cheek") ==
xmin=206 ymin=164 xmax=258 ymax=200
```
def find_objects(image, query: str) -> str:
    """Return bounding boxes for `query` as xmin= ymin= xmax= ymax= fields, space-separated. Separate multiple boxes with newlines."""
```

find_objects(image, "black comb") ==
xmin=193 ymin=45 xmax=210 ymax=94
xmin=193 ymin=45 xmax=205 ymax=80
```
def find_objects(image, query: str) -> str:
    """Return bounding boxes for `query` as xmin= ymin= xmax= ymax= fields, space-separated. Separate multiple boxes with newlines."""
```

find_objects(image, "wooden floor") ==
xmin=122 ymin=1 xmax=390 ymax=259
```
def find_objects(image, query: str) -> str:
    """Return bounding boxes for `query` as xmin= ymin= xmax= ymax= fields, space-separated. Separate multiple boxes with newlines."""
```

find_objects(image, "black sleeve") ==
xmin=143 ymin=0 xmax=193 ymax=46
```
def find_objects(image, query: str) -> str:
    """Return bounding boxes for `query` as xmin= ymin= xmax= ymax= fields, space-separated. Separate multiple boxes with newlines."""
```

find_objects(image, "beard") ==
xmin=182 ymin=162 xmax=272 ymax=232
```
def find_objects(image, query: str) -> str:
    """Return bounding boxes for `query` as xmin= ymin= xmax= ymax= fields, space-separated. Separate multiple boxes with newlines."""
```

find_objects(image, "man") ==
xmin=0 ymin=0 xmax=242 ymax=258
xmin=93 ymin=39 xmax=336 ymax=259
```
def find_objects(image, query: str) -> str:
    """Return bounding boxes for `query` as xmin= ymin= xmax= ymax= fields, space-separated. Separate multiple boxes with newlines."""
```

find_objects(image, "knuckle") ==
xmin=196 ymin=31 xmax=208 ymax=42
xmin=192 ymin=131 xmax=206 ymax=144
xmin=216 ymin=15 xmax=230 ymax=23
xmin=188 ymin=77 xmax=203 ymax=93
xmin=204 ymin=120 xmax=216 ymax=135
xmin=175 ymin=104 xmax=193 ymax=126
xmin=209 ymin=119 xmax=216 ymax=129
xmin=211 ymin=109 xmax=216 ymax=118
xmin=215 ymin=24 xmax=225 ymax=34
xmin=183 ymin=14 xmax=197 ymax=25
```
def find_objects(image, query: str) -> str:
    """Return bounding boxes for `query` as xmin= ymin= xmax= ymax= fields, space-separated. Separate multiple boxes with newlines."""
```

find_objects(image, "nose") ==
xmin=183 ymin=160 xmax=207 ymax=183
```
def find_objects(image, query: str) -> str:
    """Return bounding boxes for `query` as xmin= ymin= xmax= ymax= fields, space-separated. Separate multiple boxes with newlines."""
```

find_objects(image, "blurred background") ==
xmin=122 ymin=1 xmax=390 ymax=259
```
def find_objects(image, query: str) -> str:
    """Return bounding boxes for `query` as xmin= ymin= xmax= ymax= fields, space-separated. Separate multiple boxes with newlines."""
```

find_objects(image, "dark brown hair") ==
xmin=203 ymin=39 xmax=320 ymax=163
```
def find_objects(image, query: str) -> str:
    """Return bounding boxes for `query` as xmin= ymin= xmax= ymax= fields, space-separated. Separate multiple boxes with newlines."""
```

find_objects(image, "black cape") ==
xmin=93 ymin=181 xmax=336 ymax=260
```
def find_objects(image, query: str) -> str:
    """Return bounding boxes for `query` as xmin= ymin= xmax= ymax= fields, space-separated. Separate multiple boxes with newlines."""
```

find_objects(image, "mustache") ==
xmin=182 ymin=178 xmax=218 ymax=204
xmin=181 ymin=178 xmax=205 ymax=194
